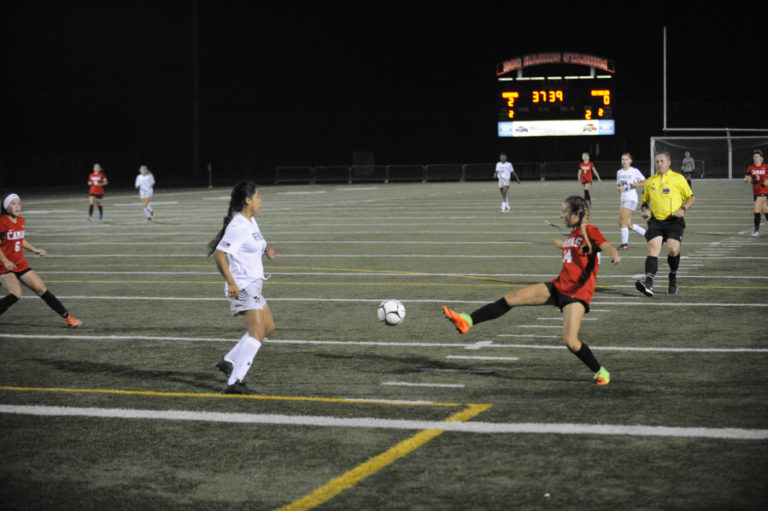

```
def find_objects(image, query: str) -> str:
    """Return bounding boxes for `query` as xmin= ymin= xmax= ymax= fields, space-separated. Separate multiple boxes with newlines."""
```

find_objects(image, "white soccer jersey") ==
xmin=216 ymin=213 xmax=267 ymax=289
xmin=135 ymin=173 xmax=155 ymax=196
xmin=616 ymin=167 xmax=645 ymax=201
xmin=496 ymin=161 xmax=513 ymax=180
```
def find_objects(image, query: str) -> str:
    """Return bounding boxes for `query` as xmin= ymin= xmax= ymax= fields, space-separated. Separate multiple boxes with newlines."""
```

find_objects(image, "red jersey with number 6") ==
xmin=746 ymin=163 xmax=768 ymax=196
xmin=551 ymin=224 xmax=606 ymax=304
xmin=579 ymin=162 xmax=596 ymax=183
xmin=0 ymin=215 xmax=29 ymax=273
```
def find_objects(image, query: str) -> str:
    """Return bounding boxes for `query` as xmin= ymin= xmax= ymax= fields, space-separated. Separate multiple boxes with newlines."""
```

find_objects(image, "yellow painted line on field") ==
xmin=0 ymin=386 xmax=462 ymax=408
xmin=276 ymin=403 xmax=492 ymax=511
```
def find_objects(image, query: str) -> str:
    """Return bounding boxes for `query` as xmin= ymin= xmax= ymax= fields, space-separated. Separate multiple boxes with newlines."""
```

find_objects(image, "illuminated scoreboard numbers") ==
xmin=532 ymin=89 xmax=564 ymax=103
xmin=585 ymin=89 xmax=612 ymax=120
xmin=502 ymin=91 xmax=519 ymax=118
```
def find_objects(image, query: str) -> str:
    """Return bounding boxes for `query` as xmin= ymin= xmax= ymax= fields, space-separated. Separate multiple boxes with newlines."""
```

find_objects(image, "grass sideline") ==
xmin=1 ymin=180 xmax=767 ymax=510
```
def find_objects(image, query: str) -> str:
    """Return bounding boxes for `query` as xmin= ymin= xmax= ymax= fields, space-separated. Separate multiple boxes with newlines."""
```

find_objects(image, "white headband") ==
xmin=3 ymin=193 xmax=20 ymax=211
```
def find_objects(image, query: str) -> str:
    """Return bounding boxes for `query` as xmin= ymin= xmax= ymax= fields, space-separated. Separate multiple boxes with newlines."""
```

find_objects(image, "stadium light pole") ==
xmin=193 ymin=0 xmax=201 ymax=184
xmin=663 ymin=25 xmax=667 ymax=132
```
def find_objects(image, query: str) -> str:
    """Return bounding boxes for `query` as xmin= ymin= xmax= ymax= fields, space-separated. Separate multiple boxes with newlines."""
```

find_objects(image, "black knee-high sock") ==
xmin=644 ymin=256 xmax=658 ymax=284
xmin=0 ymin=294 xmax=19 ymax=315
xmin=470 ymin=298 xmax=511 ymax=325
xmin=755 ymin=213 xmax=761 ymax=230
xmin=40 ymin=291 xmax=69 ymax=318
xmin=570 ymin=342 xmax=601 ymax=372
xmin=667 ymin=254 xmax=680 ymax=279
xmin=584 ymin=189 xmax=591 ymax=202
xmin=98 ymin=205 xmax=103 ymax=216
xmin=89 ymin=205 xmax=94 ymax=217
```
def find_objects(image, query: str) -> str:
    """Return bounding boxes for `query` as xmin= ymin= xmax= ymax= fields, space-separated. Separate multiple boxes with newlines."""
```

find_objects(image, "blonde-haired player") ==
xmin=615 ymin=152 xmax=647 ymax=249
xmin=134 ymin=165 xmax=155 ymax=221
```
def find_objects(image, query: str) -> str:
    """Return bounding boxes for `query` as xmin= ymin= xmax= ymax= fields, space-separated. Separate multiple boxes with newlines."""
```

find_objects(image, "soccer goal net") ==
xmin=651 ymin=135 xmax=768 ymax=179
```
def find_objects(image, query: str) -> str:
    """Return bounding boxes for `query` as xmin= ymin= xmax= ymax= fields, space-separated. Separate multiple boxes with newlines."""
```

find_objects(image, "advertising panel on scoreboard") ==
xmin=498 ymin=120 xmax=615 ymax=137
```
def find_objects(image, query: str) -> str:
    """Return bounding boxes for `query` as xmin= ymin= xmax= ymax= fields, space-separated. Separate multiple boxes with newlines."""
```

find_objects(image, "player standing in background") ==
xmin=743 ymin=149 xmax=768 ymax=236
xmin=635 ymin=151 xmax=695 ymax=297
xmin=135 ymin=165 xmax=156 ymax=221
xmin=443 ymin=195 xmax=620 ymax=386
xmin=493 ymin=152 xmax=520 ymax=212
xmin=208 ymin=181 xmax=276 ymax=394
xmin=577 ymin=152 xmax=602 ymax=206
xmin=681 ymin=151 xmax=695 ymax=188
xmin=615 ymin=152 xmax=647 ymax=249
xmin=87 ymin=163 xmax=108 ymax=221
xmin=0 ymin=193 xmax=82 ymax=326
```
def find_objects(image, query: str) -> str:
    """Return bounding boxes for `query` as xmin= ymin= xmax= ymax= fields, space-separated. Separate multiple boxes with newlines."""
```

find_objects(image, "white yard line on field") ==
xmin=1 ymin=404 xmax=765 ymax=440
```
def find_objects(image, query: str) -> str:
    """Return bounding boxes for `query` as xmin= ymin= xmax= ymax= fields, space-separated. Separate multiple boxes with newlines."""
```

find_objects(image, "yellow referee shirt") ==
xmin=641 ymin=170 xmax=693 ymax=220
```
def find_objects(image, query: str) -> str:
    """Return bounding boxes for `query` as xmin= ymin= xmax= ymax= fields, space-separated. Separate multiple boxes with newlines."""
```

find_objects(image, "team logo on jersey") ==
xmin=252 ymin=232 xmax=264 ymax=242
xmin=662 ymin=188 xmax=670 ymax=194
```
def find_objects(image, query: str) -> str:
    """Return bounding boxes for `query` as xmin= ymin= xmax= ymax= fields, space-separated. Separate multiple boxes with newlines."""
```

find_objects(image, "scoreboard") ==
xmin=496 ymin=52 xmax=616 ymax=137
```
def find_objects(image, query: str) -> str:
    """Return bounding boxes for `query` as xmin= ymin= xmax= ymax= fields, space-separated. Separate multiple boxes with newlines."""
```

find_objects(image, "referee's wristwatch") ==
xmin=680 ymin=206 xmax=686 ymax=212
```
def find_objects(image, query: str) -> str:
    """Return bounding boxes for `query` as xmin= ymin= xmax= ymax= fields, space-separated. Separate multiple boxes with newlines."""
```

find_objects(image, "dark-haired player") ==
xmin=87 ymin=163 xmax=108 ymax=221
xmin=443 ymin=195 xmax=620 ymax=385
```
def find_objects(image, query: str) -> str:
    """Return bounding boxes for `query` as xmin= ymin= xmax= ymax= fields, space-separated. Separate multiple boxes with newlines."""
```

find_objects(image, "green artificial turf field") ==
xmin=1 ymin=179 xmax=766 ymax=510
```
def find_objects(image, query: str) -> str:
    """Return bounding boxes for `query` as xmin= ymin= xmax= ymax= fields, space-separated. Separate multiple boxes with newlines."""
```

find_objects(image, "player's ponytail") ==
xmin=207 ymin=180 xmax=258 ymax=256
xmin=564 ymin=195 xmax=593 ymax=254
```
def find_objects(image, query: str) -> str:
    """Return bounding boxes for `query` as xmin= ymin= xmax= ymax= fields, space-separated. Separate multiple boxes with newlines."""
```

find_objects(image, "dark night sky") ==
xmin=2 ymin=1 xmax=766 ymax=187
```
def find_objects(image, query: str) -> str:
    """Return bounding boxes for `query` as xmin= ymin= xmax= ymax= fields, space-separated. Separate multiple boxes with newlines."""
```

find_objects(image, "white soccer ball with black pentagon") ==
xmin=377 ymin=299 xmax=405 ymax=326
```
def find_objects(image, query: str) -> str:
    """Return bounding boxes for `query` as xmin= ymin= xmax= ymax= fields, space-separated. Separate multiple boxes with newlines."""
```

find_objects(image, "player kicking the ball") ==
xmin=443 ymin=196 xmax=619 ymax=385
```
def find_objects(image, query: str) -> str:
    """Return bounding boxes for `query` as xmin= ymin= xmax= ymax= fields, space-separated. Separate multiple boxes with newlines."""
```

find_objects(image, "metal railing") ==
xmin=273 ymin=161 xmax=654 ymax=185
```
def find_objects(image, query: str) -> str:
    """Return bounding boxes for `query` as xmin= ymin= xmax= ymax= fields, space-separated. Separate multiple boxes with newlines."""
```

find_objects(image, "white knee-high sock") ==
xmin=228 ymin=335 xmax=262 ymax=385
xmin=620 ymin=227 xmax=629 ymax=244
xmin=632 ymin=223 xmax=646 ymax=236
xmin=225 ymin=332 xmax=250 ymax=363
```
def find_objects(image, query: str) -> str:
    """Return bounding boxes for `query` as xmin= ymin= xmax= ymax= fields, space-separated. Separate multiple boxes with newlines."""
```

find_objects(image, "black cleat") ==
xmin=618 ymin=243 xmax=629 ymax=250
xmin=216 ymin=358 xmax=233 ymax=377
xmin=222 ymin=381 xmax=255 ymax=394
xmin=635 ymin=280 xmax=654 ymax=297
xmin=668 ymin=275 xmax=678 ymax=295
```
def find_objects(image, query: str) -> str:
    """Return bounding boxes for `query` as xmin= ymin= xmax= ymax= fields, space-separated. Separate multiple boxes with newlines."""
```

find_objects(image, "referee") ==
xmin=636 ymin=151 xmax=695 ymax=296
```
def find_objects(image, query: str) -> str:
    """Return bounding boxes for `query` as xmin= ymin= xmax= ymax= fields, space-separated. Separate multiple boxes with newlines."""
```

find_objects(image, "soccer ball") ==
xmin=378 ymin=299 xmax=406 ymax=326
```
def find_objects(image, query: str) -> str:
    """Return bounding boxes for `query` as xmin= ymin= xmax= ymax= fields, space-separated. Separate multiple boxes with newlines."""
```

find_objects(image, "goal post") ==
xmin=651 ymin=134 xmax=768 ymax=179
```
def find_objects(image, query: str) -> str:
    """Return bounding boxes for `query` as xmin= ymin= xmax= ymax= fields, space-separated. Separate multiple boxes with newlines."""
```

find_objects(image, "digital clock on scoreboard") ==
xmin=497 ymin=82 xmax=615 ymax=137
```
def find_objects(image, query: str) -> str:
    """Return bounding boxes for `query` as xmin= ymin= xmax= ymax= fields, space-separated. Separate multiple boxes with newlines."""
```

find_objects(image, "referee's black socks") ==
xmin=644 ymin=256 xmax=658 ymax=285
xmin=470 ymin=298 xmax=512 ymax=325
xmin=667 ymin=254 xmax=680 ymax=277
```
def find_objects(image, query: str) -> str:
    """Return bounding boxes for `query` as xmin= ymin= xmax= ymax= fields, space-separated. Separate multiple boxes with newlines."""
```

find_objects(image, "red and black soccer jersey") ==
xmin=551 ymin=224 xmax=607 ymax=304
xmin=579 ymin=161 xmax=596 ymax=183
xmin=88 ymin=172 xmax=107 ymax=195
xmin=746 ymin=163 xmax=768 ymax=196
xmin=0 ymin=215 xmax=29 ymax=273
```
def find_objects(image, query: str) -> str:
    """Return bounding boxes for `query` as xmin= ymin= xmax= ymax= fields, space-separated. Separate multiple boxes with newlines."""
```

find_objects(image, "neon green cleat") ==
xmin=443 ymin=306 xmax=473 ymax=334
xmin=594 ymin=366 xmax=610 ymax=386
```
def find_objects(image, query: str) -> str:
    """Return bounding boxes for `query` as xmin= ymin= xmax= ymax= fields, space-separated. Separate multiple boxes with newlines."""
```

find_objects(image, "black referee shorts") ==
xmin=645 ymin=215 xmax=685 ymax=243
